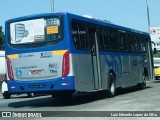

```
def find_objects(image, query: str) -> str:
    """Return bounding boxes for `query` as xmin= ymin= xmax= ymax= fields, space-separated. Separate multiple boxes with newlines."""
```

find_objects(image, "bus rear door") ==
xmin=88 ymin=26 xmax=102 ymax=90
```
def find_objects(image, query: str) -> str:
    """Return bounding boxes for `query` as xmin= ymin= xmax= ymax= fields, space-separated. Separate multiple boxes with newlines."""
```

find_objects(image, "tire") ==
xmin=155 ymin=77 xmax=158 ymax=80
xmin=3 ymin=91 xmax=11 ymax=99
xmin=107 ymin=73 xmax=116 ymax=98
xmin=138 ymin=72 xmax=148 ymax=89
xmin=155 ymin=77 xmax=157 ymax=80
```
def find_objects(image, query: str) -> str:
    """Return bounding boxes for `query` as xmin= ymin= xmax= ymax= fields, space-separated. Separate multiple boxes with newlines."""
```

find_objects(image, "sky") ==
xmin=0 ymin=0 xmax=160 ymax=33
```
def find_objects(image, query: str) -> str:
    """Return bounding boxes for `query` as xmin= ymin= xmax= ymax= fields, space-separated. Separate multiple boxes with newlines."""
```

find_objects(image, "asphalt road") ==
xmin=0 ymin=80 xmax=160 ymax=120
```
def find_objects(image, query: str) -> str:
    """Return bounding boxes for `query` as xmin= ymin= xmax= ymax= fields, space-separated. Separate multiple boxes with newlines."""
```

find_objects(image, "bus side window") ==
xmin=140 ymin=36 xmax=148 ymax=53
xmin=140 ymin=37 xmax=145 ymax=53
xmin=137 ymin=35 xmax=142 ymax=52
xmin=113 ymin=30 xmax=120 ymax=51
xmin=71 ymin=21 xmax=89 ymax=50
xmin=98 ymin=27 xmax=104 ymax=50
xmin=119 ymin=32 xmax=127 ymax=51
xmin=131 ymin=34 xmax=136 ymax=52
xmin=127 ymin=33 xmax=133 ymax=52
xmin=103 ymin=28 xmax=110 ymax=50
xmin=137 ymin=35 xmax=142 ymax=53
xmin=144 ymin=37 xmax=149 ymax=53
xmin=109 ymin=29 xmax=114 ymax=51
xmin=72 ymin=21 xmax=80 ymax=49
xmin=134 ymin=35 xmax=139 ymax=52
xmin=79 ymin=23 xmax=89 ymax=49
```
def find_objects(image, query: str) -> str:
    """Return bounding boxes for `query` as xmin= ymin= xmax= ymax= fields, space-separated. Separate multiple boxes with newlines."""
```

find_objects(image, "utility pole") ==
xmin=146 ymin=0 xmax=150 ymax=30
xmin=146 ymin=0 xmax=154 ymax=81
xmin=51 ymin=0 xmax=54 ymax=12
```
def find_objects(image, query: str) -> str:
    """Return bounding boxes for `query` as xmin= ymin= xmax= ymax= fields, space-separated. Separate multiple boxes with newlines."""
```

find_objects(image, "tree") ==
xmin=153 ymin=51 xmax=160 ymax=58
xmin=0 ymin=26 xmax=5 ymax=50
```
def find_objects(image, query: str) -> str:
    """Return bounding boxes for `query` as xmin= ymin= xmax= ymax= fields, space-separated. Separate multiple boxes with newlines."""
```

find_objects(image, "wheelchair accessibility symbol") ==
xmin=16 ymin=70 xmax=22 ymax=77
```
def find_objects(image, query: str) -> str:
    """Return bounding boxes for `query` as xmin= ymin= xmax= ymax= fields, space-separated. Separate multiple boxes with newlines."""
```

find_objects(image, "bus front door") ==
xmin=88 ymin=27 xmax=102 ymax=90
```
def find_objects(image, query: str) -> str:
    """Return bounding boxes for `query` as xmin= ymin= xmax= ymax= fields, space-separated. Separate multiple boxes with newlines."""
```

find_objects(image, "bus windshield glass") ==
xmin=10 ymin=17 xmax=62 ymax=45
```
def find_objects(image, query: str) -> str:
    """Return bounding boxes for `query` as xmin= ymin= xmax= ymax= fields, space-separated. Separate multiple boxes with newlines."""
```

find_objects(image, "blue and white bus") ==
xmin=5 ymin=12 xmax=153 ymax=99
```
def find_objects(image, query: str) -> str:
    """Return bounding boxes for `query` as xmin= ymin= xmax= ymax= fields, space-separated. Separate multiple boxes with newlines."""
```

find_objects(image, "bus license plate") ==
xmin=29 ymin=70 xmax=43 ymax=76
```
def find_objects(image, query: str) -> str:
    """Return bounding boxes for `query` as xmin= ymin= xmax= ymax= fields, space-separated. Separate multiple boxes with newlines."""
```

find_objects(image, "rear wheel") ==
xmin=138 ymin=70 xmax=148 ymax=89
xmin=107 ymin=73 xmax=116 ymax=97
xmin=3 ymin=91 xmax=11 ymax=99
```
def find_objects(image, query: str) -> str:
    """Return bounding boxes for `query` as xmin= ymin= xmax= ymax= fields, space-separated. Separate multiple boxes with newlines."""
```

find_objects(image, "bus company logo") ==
xmin=40 ymin=52 xmax=52 ymax=58
xmin=72 ymin=30 xmax=86 ymax=35
xmin=2 ymin=112 xmax=11 ymax=117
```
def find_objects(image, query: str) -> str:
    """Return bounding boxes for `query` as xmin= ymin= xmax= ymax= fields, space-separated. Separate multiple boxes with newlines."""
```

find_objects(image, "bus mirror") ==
xmin=154 ymin=48 xmax=157 ymax=54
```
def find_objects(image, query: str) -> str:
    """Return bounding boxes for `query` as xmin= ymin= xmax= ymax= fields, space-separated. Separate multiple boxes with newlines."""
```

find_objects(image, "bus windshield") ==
xmin=10 ymin=17 xmax=62 ymax=45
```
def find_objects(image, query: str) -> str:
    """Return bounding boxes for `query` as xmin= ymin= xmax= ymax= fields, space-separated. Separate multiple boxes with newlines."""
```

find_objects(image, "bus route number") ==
xmin=46 ymin=26 xmax=58 ymax=34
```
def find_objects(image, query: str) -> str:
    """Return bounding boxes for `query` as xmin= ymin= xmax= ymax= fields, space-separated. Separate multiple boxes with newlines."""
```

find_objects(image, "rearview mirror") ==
xmin=154 ymin=48 xmax=157 ymax=54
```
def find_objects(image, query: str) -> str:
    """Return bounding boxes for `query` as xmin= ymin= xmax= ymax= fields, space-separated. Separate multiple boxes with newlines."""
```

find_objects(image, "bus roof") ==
xmin=6 ymin=12 xmax=149 ymax=36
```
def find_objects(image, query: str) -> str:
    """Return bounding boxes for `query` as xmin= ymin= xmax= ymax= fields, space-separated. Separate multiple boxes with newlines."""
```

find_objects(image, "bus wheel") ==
xmin=138 ymin=73 xmax=148 ymax=89
xmin=3 ymin=91 xmax=11 ymax=99
xmin=107 ymin=73 xmax=116 ymax=98
xmin=155 ymin=77 xmax=158 ymax=80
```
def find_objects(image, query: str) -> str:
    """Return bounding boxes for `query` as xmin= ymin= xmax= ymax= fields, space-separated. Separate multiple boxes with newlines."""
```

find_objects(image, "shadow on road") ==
xmin=8 ymin=93 xmax=106 ymax=108
xmin=151 ymin=79 xmax=160 ymax=83
xmin=116 ymin=86 xmax=151 ymax=96
xmin=8 ymin=86 xmax=152 ymax=108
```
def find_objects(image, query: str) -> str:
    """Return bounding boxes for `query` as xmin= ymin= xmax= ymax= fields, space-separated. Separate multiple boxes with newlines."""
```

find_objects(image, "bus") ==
xmin=153 ymin=58 xmax=160 ymax=79
xmin=5 ymin=12 xmax=153 ymax=99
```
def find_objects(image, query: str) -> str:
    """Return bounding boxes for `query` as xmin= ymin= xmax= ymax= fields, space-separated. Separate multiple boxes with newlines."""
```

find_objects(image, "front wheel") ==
xmin=107 ymin=73 xmax=116 ymax=98
xmin=3 ymin=91 xmax=11 ymax=99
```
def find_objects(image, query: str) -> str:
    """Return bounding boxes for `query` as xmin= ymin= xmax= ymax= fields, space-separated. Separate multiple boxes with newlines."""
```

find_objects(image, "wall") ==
xmin=0 ymin=51 xmax=5 ymax=92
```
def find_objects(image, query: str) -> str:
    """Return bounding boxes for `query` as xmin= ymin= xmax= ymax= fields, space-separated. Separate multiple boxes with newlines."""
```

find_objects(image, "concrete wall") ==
xmin=0 ymin=51 xmax=5 ymax=92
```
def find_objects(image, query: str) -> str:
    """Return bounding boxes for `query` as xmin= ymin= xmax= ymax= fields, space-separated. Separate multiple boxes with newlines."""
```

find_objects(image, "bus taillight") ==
xmin=6 ymin=57 xmax=14 ymax=80
xmin=62 ymin=51 xmax=70 ymax=78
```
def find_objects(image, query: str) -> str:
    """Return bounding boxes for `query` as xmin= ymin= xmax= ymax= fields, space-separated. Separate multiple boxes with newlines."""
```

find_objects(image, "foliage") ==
xmin=153 ymin=51 xmax=160 ymax=58
xmin=0 ymin=26 xmax=5 ymax=50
